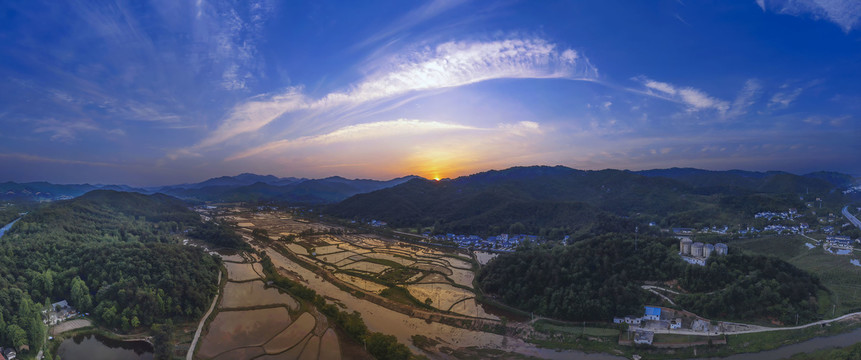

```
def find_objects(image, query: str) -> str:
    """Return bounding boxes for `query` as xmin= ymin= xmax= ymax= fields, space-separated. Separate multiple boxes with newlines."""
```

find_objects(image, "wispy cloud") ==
xmin=727 ymin=79 xmax=762 ymax=118
xmin=227 ymin=119 xmax=544 ymax=161
xmin=227 ymin=119 xmax=479 ymax=160
xmin=634 ymin=76 xmax=730 ymax=113
xmin=0 ymin=153 xmax=118 ymax=167
xmin=756 ymin=0 xmax=861 ymax=32
xmin=192 ymin=37 xmax=597 ymax=151
xmin=353 ymin=0 xmax=469 ymax=50
xmin=769 ymin=86 xmax=803 ymax=109
xmin=33 ymin=119 xmax=100 ymax=142
xmin=195 ymin=0 xmax=275 ymax=90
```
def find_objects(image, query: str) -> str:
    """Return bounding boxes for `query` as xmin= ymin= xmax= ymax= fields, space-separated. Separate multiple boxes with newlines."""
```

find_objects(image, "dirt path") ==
xmin=51 ymin=319 xmax=93 ymax=335
xmin=187 ymin=270 xmax=222 ymax=360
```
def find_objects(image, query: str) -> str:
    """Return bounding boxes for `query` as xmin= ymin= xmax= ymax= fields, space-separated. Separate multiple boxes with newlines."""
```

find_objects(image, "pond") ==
xmin=56 ymin=333 xmax=153 ymax=360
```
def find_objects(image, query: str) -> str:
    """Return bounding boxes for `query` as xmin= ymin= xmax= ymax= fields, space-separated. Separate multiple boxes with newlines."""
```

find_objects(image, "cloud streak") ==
xmin=226 ymin=118 xmax=542 ymax=161
xmin=192 ymin=37 xmax=597 ymax=151
xmin=634 ymin=76 xmax=730 ymax=113
xmin=756 ymin=0 xmax=861 ymax=32
xmin=769 ymin=86 xmax=803 ymax=109
xmin=727 ymin=79 xmax=762 ymax=118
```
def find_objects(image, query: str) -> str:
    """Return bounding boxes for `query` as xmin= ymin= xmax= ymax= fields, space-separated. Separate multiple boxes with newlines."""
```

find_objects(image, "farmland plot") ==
xmin=220 ymin=281 xmax=299 ymax=310
xmin=197 ymin=307 xmax=291 ymax=358
xmin=406 ymin=283 xmax=474 ymax=311
xmin=225 ymin=262 xmax=262 ymax=281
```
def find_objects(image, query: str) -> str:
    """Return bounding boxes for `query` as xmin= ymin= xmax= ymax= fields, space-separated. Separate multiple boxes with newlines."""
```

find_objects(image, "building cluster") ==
xmin=368 ymin=219 xmax=388 ymax=227
xmin=755 ymin=208 xmax=800 ymax=221
xmin=43 ymin=299 xmax=78 ymax=326
xmin=614 ymin=306 xmax=683 ymax=345
xmin=424 ymin=233 xmax=539 ymax=250
xmin=826 ymin=235 xmax=855 ymax=249
xmin=679 ymin=238 xmax=727 ymax=266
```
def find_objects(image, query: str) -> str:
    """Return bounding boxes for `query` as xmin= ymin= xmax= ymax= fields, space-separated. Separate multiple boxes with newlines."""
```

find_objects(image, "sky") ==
xmin=1 ymin=0 xmax=859 ymax=186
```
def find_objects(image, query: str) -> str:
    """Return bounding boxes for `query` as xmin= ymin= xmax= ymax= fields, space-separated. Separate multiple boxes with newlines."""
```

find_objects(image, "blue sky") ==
xmin=1 ymin=0 xmax=859 ymax=185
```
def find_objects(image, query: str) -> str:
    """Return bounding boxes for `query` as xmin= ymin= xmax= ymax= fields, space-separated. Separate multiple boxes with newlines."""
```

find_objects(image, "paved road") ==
xmin=632 ymin=311 xmax=861 ymax=336
xmin=843 ymin=206 xmax=861 ymax=229
xmin=187 ymin=270 xmax=222 ymax=360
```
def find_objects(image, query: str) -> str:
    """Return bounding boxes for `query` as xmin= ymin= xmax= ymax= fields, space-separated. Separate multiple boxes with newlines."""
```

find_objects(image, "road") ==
xmin=632 ymin=310 xmax=861 ymax=336
xmin=843 ymin=206 xmax=861 ymax=229
xmin=186 ymin=270 xmax=221 ymax=360
xmin=641 ymin=285 xmax=678 ymax=306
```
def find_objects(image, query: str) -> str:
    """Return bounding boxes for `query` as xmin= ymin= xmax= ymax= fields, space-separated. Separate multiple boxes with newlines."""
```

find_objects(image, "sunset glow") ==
xmin=0 ymin=1 xmax=858 ymax=185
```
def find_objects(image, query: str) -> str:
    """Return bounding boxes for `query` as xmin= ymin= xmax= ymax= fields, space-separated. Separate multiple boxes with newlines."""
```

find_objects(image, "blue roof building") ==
xmin=644 ymin=306 xmax=661 ymax=320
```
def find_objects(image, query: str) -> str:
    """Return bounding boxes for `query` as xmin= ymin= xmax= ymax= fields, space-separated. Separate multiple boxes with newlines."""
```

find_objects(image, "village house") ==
xmin=634 ymin=330 xmax=654 ymax=345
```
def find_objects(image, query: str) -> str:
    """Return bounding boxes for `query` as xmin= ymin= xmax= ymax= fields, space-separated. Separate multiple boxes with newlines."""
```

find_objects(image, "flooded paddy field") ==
xmin=224 ymin=261 xmax=262 ymax=281
xmin=220 ymin=281 xmax=299 ymax=309
xmin=195 ymin=252 xmax=344 ymax=359
xmin=218 ymin=210 xmax=619 ymax=359
xmin=197 ymin=307 xmax=292 ymax=358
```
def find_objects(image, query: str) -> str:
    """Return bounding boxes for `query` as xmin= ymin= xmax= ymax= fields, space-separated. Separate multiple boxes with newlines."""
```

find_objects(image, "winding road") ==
xmin=843 ymin=206 xmax=861 ymax=229
xmin=187 ymin=270 xmax=222 ymax=360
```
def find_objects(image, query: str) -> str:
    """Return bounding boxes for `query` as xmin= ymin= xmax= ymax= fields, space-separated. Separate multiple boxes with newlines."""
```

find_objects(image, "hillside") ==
xmin=0 ymin=181 xmax=148 ymax=201
xmin=157 ymin=175 xmax=419 ymax=204
xmin=477 ymin=236 xmax=824 ymax=323
xmin=327 ymin=166 xmax=844 ymax=235
xmin=0 ymin=190 xmax=222 ymax=353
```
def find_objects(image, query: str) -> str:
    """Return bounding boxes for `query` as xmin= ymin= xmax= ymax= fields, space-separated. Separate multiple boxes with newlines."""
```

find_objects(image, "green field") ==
xmin=533 ymin=320 xmax=619 ymax=337
xmin=733 ymin=235 xmax=861 ymax=315
xmin=653 ymin=333 xmax=717 ymax=344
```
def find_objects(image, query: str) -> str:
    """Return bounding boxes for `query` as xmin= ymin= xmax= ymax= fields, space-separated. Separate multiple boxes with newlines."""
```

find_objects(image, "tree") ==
xmin=364 ymin=332 xmax=411 ymax=360
xmin=70 ymin=276 xmax=92 ymax=311
xmin=151 ymin=321 xmax=174 ymax=360
xmin=6 ymin=324 xmax=27 ymax=348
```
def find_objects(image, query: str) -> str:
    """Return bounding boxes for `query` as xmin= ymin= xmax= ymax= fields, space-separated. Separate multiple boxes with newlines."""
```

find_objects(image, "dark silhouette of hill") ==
xmin=328 ymin=166 xmax=847 ymax=235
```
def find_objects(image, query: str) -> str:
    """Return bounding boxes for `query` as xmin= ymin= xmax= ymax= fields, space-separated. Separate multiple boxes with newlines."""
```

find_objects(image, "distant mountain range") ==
xmin=0 ymin=173 xmax=419 ymax=204
xmin=1 ymin=167 xmax=856 ymax=211
xmin=327 ymin=166 xmax=858 ymax=235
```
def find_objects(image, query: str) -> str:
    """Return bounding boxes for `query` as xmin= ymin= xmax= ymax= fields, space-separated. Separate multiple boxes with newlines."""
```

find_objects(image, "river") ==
xmin=704 ymin=327 xmax=861 ymax=360
xmin=257 ymin=243 xmax=624 ymax=359
xmin=0 ymin=217 xmax=20 ymax=238
xmin=56 ymin=333 xmax=153 ymax=360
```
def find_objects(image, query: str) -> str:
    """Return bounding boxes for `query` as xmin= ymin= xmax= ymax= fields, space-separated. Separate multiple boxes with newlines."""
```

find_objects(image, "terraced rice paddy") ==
xmin=264 ymin=313 xmax=316 ymax=353
xmin=406 ymin=283 xmax=475 ymax=310
xmin=220 ymin=281 xmax=299 ymax=309
xmin=219 ymin=254 xmax=244 ymax=262
xmin=225 ymin=262 xmax=262 ymax=281
xmin=317 ymin=251 xmax=355 ymax=264
xmin=334 ymin=273 xmax=388 ymax=293
xmin=197 ymin=254 xmax=342 ymax=359
xmin=197 ymin=307 xmax=291 ymax=358
xmin=341 ymin=261 xmax=390 ymax=273
xmin=286 ymin=243 xmax=308 ymax=255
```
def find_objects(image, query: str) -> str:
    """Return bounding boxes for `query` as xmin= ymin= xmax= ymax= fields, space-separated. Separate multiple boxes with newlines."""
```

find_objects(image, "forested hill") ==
xmin=477 ymin=235 xmax=824 ymax=323
xmin=0 ymin=190 xmax=222 ymax=355
xmin=327 ymin=166 xmax=847 ymax=235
